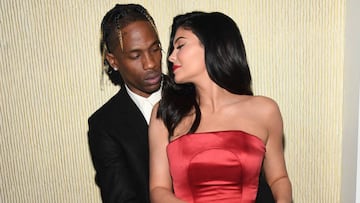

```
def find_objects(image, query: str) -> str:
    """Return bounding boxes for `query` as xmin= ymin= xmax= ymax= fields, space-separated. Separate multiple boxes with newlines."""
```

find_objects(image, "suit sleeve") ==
xmin=88 ymin=120 xmax=140 ymax=203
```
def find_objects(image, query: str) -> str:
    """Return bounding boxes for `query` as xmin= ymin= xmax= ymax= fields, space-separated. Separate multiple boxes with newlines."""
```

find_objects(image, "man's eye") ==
xmin=152 ymin=44 xmax=162 ymax=52
xmin=129 ymin=54 xmax=140 ymax=59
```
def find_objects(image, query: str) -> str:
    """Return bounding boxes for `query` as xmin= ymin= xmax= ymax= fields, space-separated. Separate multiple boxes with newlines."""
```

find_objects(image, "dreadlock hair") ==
xmin=100 ymin=4 xmax=158 ymax=86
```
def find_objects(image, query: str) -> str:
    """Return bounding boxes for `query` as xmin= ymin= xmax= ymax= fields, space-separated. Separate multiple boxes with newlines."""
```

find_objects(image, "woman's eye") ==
xmin=176 ymin=44 xmax=184 ymax=50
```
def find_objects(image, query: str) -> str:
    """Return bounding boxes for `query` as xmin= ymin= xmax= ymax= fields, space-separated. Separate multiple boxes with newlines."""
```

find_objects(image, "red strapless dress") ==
xmin=167 ymin=130 xmax=265 ymax=203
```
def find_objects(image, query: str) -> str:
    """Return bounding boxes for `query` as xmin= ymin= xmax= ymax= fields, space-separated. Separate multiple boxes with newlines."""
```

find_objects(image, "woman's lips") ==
xmin=173 ymin=65 xmax=181 ymax=72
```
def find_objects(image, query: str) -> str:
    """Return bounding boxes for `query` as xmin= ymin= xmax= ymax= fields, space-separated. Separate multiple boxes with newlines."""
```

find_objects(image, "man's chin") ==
xmin=146 ymin=83 xmax=161 ymax=93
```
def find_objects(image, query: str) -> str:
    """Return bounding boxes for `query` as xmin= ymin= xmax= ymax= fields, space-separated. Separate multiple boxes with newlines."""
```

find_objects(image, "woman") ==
xmin=149 ymin=11 xmax=292 ymax=203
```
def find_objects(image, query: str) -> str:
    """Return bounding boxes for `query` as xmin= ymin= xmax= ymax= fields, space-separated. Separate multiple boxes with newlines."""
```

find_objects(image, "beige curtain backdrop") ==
xmin=0 ymin=0 xmax=346 ymax=202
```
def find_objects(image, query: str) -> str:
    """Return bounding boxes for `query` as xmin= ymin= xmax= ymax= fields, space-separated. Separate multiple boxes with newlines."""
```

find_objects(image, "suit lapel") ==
xmin=115 ymin=88 xmax=148 ymax=141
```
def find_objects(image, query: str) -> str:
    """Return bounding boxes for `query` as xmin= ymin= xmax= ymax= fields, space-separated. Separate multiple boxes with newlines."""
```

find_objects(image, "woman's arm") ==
xmin=149 ymin=103 xmax=186 ymax=203
xmin=262 ymin=99 xmax=292 ymax=203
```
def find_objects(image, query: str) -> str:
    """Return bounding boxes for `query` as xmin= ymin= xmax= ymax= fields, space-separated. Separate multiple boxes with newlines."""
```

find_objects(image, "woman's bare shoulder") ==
xmin=247 ymin=95 xmax=281 ymax=117
xmin=149 ymin=102 xmax=165 ymax=130
xmin=250 ymin=95 xmax=279 ymax=107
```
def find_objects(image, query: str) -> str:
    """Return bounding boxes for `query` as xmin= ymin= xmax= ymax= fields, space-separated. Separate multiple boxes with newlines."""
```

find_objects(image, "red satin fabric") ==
xmin=167 ymin=130 xmax=265 ymax=203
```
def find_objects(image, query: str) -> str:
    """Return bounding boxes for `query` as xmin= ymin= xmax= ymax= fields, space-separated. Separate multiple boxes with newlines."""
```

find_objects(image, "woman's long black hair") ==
xmin=158 ymin=11 xmax=253 ymax=137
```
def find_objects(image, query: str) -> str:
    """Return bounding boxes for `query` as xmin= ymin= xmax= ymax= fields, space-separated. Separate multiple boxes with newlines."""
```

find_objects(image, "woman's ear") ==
xmin=105 ymin=53 xmax=119 ymax=70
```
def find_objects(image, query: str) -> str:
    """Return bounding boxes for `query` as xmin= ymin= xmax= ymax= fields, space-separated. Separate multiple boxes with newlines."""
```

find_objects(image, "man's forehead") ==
xmin=120 ymin=21 xmax=159 ymax=51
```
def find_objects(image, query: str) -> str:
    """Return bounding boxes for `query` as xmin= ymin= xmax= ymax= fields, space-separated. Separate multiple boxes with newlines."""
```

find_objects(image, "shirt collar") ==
xmin=125 ymin=84 xmax=161 ymax=108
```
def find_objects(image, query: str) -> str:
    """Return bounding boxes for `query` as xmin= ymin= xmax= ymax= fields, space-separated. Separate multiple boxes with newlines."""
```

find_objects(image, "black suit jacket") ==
xmin=257 ymin=170 xmax=275 ymax=203
xmin=88 ymin=88 xmax=150 ymax=203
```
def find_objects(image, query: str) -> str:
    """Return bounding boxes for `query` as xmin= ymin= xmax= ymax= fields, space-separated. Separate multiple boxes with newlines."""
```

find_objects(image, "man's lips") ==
xmin=144 ymin=72 xmax=162 ymax=85
xmin=173 ymin=65 xmax=181 ymax=72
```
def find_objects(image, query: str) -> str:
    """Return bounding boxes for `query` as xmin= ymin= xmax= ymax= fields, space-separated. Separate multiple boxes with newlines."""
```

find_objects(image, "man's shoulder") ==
xmin=88 ymin=90 xmax=127 ymax=123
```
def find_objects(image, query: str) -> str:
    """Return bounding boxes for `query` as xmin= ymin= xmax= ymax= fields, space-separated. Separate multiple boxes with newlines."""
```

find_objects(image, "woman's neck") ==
xmin=195 ymin=82 xmax=237 ymax=112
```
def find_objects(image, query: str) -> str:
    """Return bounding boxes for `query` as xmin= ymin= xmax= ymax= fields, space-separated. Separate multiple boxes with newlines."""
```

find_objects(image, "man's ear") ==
xmin=105 ymin=53 xmax=119 ymax=70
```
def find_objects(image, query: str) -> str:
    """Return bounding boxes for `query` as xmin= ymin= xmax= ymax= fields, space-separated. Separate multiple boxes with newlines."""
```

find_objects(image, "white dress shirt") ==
xmin=125 ymin=85 xmax=161 ymax=124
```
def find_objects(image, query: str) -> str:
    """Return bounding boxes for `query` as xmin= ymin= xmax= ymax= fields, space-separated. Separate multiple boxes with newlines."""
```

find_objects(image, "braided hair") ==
xmin=100 ymin=4 xmax=158 ymax=86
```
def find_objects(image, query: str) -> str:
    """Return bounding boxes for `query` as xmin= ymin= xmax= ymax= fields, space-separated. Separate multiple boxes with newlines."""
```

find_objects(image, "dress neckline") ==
xmin=168 ymin=130 xmax=265 ymax=146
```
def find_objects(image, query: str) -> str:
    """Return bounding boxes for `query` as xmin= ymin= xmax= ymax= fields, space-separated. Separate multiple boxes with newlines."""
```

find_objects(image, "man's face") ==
xmin=107 ymin=21 xmax=162 ymax=97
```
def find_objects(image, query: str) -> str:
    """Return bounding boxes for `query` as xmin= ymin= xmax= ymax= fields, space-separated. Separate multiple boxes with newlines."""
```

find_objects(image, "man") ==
xmin=88 ymin=4 xmax=162 ymax=203
xmin=88 ymin=3 xmax=274 ymax=203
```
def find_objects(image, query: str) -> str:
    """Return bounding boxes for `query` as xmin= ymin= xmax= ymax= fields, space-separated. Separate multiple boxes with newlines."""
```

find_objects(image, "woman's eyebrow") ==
xmin=174 ymin=36 xmax=185 ymax=44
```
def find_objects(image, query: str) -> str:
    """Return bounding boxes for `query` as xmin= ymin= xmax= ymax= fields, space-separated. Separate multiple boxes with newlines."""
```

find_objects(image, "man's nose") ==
xmin=143 ymin=52 xmax=157 ymax=70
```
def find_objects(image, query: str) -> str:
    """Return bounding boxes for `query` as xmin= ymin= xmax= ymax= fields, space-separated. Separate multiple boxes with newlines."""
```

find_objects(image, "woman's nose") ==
xmin=168 ymin=50 xmax=176 ymax=63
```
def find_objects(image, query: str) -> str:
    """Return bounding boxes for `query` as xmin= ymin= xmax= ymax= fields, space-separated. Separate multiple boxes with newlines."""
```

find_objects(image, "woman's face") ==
xmin=168 ymin=27 xmax=206 ymax=84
